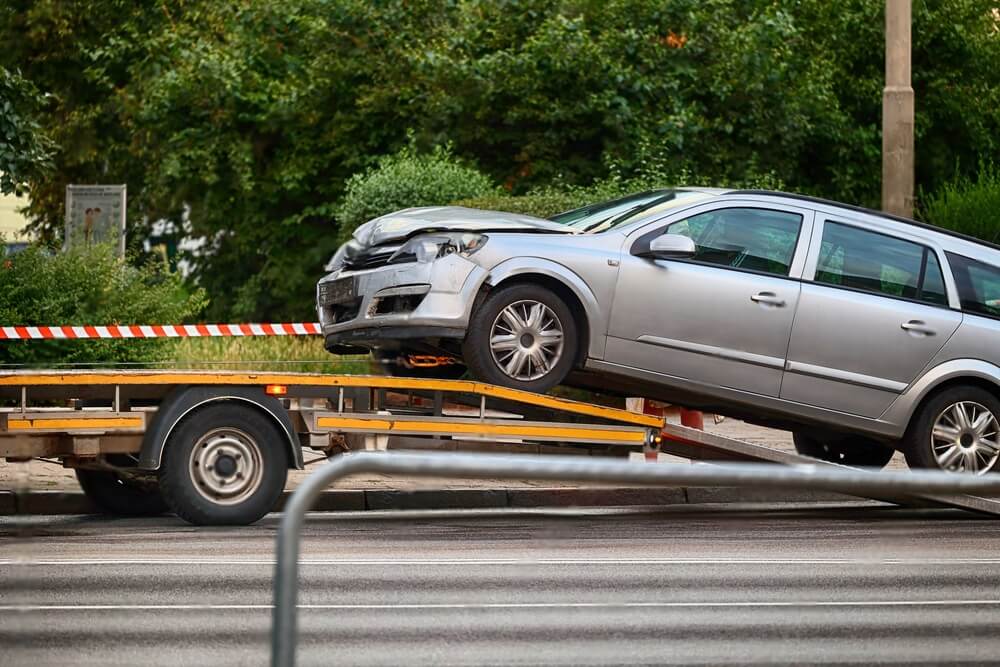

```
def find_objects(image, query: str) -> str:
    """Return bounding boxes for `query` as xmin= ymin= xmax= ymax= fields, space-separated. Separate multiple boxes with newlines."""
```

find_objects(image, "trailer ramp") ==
xmin=659 ymin=422 xmax=1000 ymax=516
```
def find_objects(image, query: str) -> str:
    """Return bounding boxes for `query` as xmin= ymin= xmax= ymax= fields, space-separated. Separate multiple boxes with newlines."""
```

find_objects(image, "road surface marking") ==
xmin=3 ymin=600 xmax=1000 ymax=612
xmin=5 ymin=557 xmax=1000 ymax=566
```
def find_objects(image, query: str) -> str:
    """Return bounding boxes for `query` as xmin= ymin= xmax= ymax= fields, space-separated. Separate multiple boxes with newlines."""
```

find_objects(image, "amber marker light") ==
xmin=265 ymin=384 xmax=289 ymax=396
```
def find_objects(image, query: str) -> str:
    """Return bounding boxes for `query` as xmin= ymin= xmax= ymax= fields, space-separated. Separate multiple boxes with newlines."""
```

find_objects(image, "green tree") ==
xmin=0 ymin=66 xmax=54 ymax=196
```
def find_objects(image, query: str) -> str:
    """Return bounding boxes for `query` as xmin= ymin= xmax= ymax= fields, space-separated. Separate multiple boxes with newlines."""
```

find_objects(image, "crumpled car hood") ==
xmin=351 ymin=206 xmax=573 ymax=248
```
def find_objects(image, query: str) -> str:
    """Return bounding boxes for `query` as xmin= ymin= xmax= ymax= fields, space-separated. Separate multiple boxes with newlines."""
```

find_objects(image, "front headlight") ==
xmin=389 ymin=233 xmax=488 ymax=264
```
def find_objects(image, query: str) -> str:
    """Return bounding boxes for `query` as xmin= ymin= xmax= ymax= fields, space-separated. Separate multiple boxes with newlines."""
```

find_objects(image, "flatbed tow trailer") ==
xmin=0 ymin=370 xmax=661 ymax=525
xmin=1 ymin=369 xmax=998 ymax=523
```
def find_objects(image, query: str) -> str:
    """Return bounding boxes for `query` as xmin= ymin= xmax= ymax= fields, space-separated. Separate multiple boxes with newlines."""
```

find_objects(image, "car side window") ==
xmin=946 ymin=252 xmax=1000 ymax=319
xmin=665 ymin=207 xmax=802 ymax=277
xmin=814 ymin=221 xmax=948 ymax=305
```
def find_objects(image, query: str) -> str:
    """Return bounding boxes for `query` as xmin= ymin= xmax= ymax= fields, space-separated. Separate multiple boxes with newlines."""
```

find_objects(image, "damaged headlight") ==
xmin=389 ymin=233 xmax=488 ymax=264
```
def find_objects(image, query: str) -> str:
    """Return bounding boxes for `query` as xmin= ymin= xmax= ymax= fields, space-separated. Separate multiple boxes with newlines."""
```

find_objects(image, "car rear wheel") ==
xmin=903 ymin=386 xmax=1000 ymax=475
xmin=792 ymin=432 xmax=895 ymax=469
xmin=463 ymin=283 xmax=577 ymax=393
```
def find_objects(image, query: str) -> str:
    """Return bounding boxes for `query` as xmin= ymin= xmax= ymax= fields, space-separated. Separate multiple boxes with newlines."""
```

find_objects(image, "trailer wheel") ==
xmin=159 ymin=403 xmax=289 ymax=526
xmin=75 ymin=468 xmax=168 ymax=516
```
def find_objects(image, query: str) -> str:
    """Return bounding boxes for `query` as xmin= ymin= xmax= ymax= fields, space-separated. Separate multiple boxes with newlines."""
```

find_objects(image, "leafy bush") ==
xmin=451 ymin=192 xmax=581 ymax=219
xmin=336 ymin=145 xmax=496 ymax=242
xmin=454 ymin=163 xmax=788 ymax=220
xmin=0 ymin=244 xmax=207 ymax=366
xmin=921 ymin=163 xmax=1000 ymax=245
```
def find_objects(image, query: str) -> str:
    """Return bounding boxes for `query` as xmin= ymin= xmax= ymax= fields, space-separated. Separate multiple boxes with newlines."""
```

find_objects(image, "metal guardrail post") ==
xmin=271 ymin=451 xmax=1000 ymax=667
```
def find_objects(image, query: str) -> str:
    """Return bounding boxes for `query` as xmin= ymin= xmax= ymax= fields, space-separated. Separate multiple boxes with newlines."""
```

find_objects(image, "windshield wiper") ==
xmin=583 ymin=195 xmax=676 ymax=233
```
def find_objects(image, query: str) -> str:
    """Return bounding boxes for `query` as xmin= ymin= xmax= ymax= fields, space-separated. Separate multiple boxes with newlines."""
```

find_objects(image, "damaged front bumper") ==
xmin=317 ymin=253 xmax=487 ymax=351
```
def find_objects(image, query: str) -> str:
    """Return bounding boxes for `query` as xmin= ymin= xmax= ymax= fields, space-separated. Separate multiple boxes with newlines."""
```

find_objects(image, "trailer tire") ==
xmin=159 ymin=403 xmax=289 ymax=526
xmin=75 ymin=468 xmax=168 ymax=516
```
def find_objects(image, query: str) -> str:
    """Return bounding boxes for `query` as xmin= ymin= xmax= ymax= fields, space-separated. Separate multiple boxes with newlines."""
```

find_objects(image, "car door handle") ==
xmin=901 ymin=320 xmax=937 ymax=336
xmin=750 ymin=291 xmax=785 ymax=307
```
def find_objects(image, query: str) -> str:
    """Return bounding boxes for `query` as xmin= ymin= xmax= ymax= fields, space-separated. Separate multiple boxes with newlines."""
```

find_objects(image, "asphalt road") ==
xmin=3 ymin=503 xmax=1000 ymax=665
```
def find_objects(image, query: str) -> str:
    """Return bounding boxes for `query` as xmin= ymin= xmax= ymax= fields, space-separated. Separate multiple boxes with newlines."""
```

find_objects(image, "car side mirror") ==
xmin=645 ymin=233 xmax=696 ymax=258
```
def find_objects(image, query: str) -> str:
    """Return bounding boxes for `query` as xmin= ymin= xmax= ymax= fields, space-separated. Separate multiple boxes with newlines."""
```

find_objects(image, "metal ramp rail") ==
xmin=658 ymin=422 xmax=1000 ymax=516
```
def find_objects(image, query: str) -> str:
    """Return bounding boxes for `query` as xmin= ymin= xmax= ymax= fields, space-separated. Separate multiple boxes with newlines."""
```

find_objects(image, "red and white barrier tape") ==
xmin=0 ymin=323 xmax=322 ymax=340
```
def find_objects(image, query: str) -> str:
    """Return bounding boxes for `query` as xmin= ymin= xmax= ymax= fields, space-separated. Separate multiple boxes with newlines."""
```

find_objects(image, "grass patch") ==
xmin=169 ymin=336 xmax=374 ymax=374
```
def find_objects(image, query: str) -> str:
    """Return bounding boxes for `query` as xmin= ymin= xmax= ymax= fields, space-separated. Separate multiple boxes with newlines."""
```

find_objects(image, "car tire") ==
xmin=463 ymin=283 xmax=577 ymax=393
xmin=158 ymin=403 xmax=289 ymax=525
xmin=792 ymin=432 xmax=895 ymax=469
xmin=903 ymin=385 xmax=1000 ymax=475
xmin=75 ymin=467 xmax=169 ymax=516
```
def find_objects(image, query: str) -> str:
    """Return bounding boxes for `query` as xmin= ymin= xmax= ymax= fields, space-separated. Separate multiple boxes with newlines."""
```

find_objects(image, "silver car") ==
xmin=318 ymin=189 xmax=1000 ymax=474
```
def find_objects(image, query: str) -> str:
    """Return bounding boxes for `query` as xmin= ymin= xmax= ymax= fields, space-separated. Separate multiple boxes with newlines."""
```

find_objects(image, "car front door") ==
xmin=605 ymin=203 xmax=813 ymax=397
xmin=780 ymin=219 xmax=962 ymax=418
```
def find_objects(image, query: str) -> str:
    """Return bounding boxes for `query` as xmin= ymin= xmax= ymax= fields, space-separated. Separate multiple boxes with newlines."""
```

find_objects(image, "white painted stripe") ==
xmin=49 ymin=326 xmax=67 ymax=339
xmin=250 ymin=323 xmax=266 ymax=336
xmin=3 ymin=600 xmax=1000 ymax=613
xmin=5 ymin=557 xmax=1000 ymax=566
xmin=115 ymin=325 xmax=134 ymax=338
xmin=226 ymin=324 xmax=244 ymax=336
xmin=71 ymin=326 xmax=87 ymax=338
xmin=292 ymin=322 xmax=308 ymax=335
xmin=26 ymin=326 xmax=42 ymax=339
xmin=273 ymin=323 xmax=289 ymax=335
xmin=206 ymin=324 xmax=222 ymax=336
xmin=138 ymin=325 xmax=156 ymax=338
xmin=162 ymin=325 xmax=179 ymax=337
xmin=183 ymin=324 xmax=200 ymax=337
xmin=94 ymin=326 xmax=111 ymax=339
xmin=1 ymin=326 xmax=17 ymax=338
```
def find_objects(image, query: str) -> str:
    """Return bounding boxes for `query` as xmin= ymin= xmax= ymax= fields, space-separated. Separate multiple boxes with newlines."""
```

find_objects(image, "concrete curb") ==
xmin=1 ymin=487 xmax=865 ymax=516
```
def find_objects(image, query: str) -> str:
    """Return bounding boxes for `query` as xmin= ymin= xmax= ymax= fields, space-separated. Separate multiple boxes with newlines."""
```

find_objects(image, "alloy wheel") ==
xmin=489 ymin=300 xmax=565 ymax=381
xmin=930 ymin=401 xmax=1000 ymax=474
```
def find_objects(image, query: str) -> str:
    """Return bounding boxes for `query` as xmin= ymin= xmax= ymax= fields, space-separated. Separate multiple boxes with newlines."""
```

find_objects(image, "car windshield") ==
xmin=549 ymin=189 xmax=710 ymax=233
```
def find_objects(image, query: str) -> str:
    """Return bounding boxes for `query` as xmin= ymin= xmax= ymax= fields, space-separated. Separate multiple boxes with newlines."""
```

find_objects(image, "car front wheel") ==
xmin=903 ymin=386 xmax=1000 ymax=475
xmin=463 ymin=283 xmax=577 ymax=393
xmin=792 ymin=432 xmax=895 ymax=469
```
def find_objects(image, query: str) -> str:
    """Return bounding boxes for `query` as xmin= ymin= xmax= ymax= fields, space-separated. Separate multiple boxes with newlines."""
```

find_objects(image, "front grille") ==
xmin=343 ymin=245 xmax=416 ymax=270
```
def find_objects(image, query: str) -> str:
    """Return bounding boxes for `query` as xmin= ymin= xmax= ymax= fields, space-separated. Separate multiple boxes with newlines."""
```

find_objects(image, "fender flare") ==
xmin=883 ymin=358 xmax=1000 ymax=428
xmin=138 ymin=385 xmax=303 ymax=471
xmin=484 ymin=257 xmax=606 ymax=359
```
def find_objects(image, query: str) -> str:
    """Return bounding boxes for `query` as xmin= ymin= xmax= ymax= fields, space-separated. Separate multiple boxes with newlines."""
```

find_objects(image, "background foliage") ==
xmin=921 ymin=162 xmax=1000 ymax=245
xmin=0 ymin=66 xmax=54 ymax=196
xmin=2 ymin=0 xmax=998 ymax=321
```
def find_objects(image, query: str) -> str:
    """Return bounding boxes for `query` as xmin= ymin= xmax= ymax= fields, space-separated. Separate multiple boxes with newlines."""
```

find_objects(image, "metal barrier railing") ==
xmin=270 ymin=451 xmax=1000 ymax=667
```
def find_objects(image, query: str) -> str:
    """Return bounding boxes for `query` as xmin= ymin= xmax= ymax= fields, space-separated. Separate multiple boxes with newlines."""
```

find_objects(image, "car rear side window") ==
xmin=946 ymin=252 xmax=1000 ymax=319
xmin=814 ymin=221 xmax=948 ymax=305
xmin=665 ymin=207 xmax=802 ymax=276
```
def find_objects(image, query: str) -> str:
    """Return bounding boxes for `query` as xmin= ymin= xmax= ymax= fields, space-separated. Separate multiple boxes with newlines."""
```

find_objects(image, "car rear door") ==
xmin=605 ymin=201 xmax=814 ymax=397
xmin=780 ymin=218 xmax=962 ymax=418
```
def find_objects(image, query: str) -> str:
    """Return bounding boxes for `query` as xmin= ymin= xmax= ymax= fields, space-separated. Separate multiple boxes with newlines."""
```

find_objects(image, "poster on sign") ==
xmin=64 ymin=185 xmax=126 ymax=255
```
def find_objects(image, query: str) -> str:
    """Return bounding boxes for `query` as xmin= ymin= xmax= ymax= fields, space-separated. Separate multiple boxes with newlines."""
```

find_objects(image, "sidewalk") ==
xmin=0 ymin=420 xmax=908 ymax=514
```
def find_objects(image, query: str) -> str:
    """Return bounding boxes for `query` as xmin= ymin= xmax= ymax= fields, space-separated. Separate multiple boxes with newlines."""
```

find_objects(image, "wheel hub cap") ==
xmin=189 ymin=428 xmax=264 ymax=504
xmin=931 ymin=401 xmax=1000 ymax=475
xmin=489 ymin=300 xmax=565 ymax=382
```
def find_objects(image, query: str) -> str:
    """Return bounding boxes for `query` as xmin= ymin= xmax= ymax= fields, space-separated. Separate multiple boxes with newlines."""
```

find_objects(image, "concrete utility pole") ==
xmin=882 ymin=0 xmax=914 ymax=218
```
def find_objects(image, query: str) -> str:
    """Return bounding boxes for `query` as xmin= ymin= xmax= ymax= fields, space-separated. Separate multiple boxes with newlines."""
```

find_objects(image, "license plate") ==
xmin=320 ymin=278 xmax=356 ymax=306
